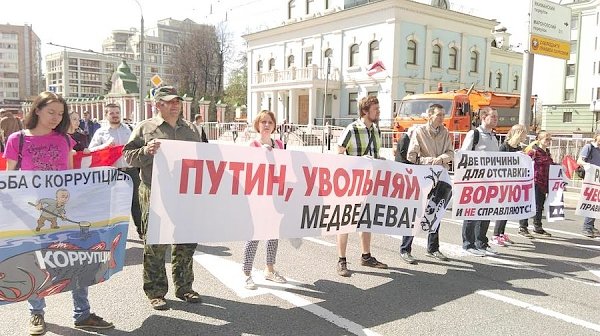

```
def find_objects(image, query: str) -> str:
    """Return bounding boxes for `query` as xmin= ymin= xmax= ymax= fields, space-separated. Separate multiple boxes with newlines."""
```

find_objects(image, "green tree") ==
xmin=223 ymin=55 xmax=247 ymax=107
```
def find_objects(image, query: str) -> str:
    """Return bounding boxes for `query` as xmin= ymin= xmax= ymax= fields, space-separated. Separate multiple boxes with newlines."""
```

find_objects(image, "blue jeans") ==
xmin=583 ymin=217 xmax=596 ymax=231
xmin=28 ymin=287 xmax=90 ymax=323
xmin=462 ymin=220 xmax=490 ymax=250
xmin=400 ymin=228 xmax=440 ymax=254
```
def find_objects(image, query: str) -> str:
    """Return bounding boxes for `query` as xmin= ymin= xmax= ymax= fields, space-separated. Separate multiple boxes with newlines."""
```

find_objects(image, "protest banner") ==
xmin=0 ymin=167 xmax=132 ymax=305
xmin=452 ymin=150 xmax=535 ymax=220
xmin=546 ymin=165 xmax=567 ymax=222
xmin=576 ymin=164 xmax=600 ymax=218
xmin=72 ymin=145 xmax=124 ymax=169
xmin=0 ymin=145 xmax=123 ymax=170
xmin=146 ymin=140 xmax=452 ymax=244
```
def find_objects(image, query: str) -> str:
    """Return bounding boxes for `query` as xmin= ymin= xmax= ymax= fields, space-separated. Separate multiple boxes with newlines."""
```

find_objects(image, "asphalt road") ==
xmin=0 ymin=201 xmax=599 ymax=335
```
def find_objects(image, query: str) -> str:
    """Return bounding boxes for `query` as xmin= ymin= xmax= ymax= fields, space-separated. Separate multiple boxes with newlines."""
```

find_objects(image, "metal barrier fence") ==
xmin=200 ymin=122 xmax=591 ymax=164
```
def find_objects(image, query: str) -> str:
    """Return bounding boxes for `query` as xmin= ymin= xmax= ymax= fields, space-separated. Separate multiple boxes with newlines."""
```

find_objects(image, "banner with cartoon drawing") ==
xmin=0 ymin=167 xmax=132 ymax=305
xmin=146 ymin=140 xmax=452 ymax=244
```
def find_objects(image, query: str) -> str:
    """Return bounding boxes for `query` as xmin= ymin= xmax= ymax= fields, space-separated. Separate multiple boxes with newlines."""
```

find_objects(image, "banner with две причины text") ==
xmin=452 ymin=150 xmax=535 ymax=220
xmin=0 ymin=167 xmax=132 ymax=305
xmin=146 ymin=140 xmax=453 ymax=244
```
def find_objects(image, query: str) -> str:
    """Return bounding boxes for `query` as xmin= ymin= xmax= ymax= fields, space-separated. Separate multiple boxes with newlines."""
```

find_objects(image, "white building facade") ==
xmin=244 ymin=0 xmax=523 ymax=126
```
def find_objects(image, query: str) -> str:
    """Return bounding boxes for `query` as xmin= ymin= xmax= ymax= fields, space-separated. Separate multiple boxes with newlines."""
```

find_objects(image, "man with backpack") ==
xmin=460 ymin=107 xmax=500 ymax=256
xmin=577 ymin=130 xmax=600 ymax=238
xmin=398 ymin=104 xmax=454 ymax=264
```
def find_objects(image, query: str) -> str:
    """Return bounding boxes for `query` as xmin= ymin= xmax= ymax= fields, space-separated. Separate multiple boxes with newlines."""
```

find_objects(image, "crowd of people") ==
xmin=2 ymin=90 xmax=599 ymax=335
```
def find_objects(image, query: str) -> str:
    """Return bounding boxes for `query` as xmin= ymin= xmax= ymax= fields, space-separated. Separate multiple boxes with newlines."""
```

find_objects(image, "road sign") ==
xmin=530 ymin=0 xmax=571 ymax=42
xmin=530 ymin=34 xmax=570 ymax=60
xmin=150 ymin=74 xmax=163 ymax=88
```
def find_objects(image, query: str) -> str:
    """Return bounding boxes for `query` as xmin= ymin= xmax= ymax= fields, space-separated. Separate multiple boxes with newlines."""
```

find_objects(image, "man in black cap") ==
xmin=123 ymin=86 xmax=206 ymax=310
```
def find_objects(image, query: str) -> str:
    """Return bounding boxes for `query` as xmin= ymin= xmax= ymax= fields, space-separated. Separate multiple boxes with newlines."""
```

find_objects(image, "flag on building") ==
xmin=367 ymin=60 xmax=386 ymax=76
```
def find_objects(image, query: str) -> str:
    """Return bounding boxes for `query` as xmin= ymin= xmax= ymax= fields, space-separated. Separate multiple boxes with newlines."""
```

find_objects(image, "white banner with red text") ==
xmin=546 ymin=165 xmax=568 ymax=222
xmin=452 ymin=150 xmax=535 ymax=220
xmin=576 ymin=164 xmax=600 ymax=218
xmin=146 ymin=140 xmax=452 ymax=244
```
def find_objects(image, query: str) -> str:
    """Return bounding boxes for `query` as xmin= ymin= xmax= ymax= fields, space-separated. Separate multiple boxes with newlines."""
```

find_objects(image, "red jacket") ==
xmin=529 ymin=144 xmax=554 ymax=193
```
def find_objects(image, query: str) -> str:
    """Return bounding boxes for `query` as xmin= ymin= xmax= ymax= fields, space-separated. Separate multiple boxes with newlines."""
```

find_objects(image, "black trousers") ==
xmin=121 ymin=167 xmax=142 ymax=235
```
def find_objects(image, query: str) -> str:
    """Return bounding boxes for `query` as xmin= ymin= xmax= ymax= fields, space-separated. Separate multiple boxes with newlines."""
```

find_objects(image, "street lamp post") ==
xmin=134 ymin=0 xmax=145 ymax=123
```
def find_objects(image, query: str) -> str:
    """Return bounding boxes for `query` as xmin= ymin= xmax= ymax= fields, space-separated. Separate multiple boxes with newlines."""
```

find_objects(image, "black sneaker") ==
xmin=74 ymin=313 xmax=114 ymax=330
xmin=582 ymin=230 xmax=595 ymax=238
xmin=361 ymin=256 xmax=388 ymax=269
xmin=518 ymin=228 xmax=534 ymax=239
xmin=532 ymin=229 xmax=552 ymax=237
xmin=337 ymin=260 xmax=351 ymax=277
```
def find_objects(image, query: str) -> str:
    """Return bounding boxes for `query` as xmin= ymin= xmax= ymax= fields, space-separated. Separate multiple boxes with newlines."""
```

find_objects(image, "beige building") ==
xmin=0 ymin=24 xmax=42 ymax=110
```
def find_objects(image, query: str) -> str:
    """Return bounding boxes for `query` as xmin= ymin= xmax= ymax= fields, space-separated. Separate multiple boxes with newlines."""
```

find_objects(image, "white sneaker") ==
xmin=479 ymin=246 xmax=498 ymax=256
xmin=245 ymin=276 xmax=257 ymax=290
xmin=265 ymin=271 xmax=287 ymax=283
xmin=465 ymin=248 xmax=485 ymax=257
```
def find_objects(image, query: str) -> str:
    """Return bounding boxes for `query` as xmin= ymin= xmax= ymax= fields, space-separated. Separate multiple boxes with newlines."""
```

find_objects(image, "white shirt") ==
xmin=88 ymin=123 xmax=132 ymax=168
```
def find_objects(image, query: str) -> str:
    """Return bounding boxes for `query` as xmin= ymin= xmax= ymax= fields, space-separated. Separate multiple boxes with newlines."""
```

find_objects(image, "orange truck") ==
xmin=393 ymin=86 xmax=532 ymax=140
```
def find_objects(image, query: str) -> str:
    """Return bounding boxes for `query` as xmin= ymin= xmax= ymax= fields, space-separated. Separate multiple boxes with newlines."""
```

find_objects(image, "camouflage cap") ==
xmin=152 ymin=86 xmax=182 ymax=102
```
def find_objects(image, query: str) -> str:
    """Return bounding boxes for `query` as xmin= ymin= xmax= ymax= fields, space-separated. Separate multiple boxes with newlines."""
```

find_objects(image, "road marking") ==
xmin=194 ymin=253 xmax=382 ymax=336
xmin=303 ymin=237 xmax=336 ymax=247
xmin=387 ymin=234 xmax=600 ymax=287
xmin=477 ymin=290 xmax=600 ymax=332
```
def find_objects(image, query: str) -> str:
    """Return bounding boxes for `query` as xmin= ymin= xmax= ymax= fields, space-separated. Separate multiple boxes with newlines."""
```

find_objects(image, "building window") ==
xmin=566 ymin=63 xmax=576 ymax=76
xmin=348 ymin=92 xmax=358 ymax=116
xmin=470 ymin=51 xmax=479 ymax=73
xmin=449 ymin=47 xmax=458 ymax=70
xmin=597 ymin=87 xmax=600 ymax=99
xmin=407 ymin=40 xmax=417 ymax=65
xmin=563 ymin=111 xmax=573 ymax=122
xmin=306 ymin=0 xmax=314 ymax=14
xmin=324 ymin=48 xmax=333 ymax=58
xmin=325 ymin=0 xmax=329 ymax=9
xmin=570 ymin=40 xmax=577 ymax=53
xmin=288 ymin=0 xmax=295 ymax=19
xmin=257 ymin=60 xmax=263 ymax=72
xmin=368 ymin=41 xmax=379 ymax=64
xmin=571 ymin=15 xmax=579 ymax=30
xmin=564 ymin=89 xmax=574 ymax=101
xmin=496 ymin=72 xmax=502 ymax=89
xmin=287 ymin=55 xmax=295 ymax=68
xmin=513 ymin=75 xmax=519 ymax=91
xmin=349 ymin=44 xmax=359 ymax=67
xmin=488 ymin=72 xmax=493 ymax=88
xmin=269 ymin=58 xmax=275 ymax=71
xmin=367 ymin=91 xmax=378 ymax=97
xmin=432 ymin=44 xmax=441 ymax=68
xmin=305 ymin=51 xmax=313 ymax=67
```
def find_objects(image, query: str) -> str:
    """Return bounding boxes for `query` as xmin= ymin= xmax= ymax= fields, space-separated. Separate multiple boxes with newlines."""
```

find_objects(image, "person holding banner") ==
xmin=399 ymin=104 xmax=453 ymax=263
xmin=336 ymin=95 xmax=388 ymax=276
xmin=460 ymin=107 xmax=500 ymax=256
xmin=3 ymin=91 xmax=114 ymax=334
xmin=492 ymin=124 xmax=527 ymax=246
xmin=242 ymin=110 xmax=287 ymax=290
xmin=518 ymin=131 xmax=554 ymax=238
xmin=88 ymin=103 xmax=142 ymax=239
xmin=123 ymin=86 xmax=205 ymax=310
xmin=577 ymin=130 xmax=600 ymax=238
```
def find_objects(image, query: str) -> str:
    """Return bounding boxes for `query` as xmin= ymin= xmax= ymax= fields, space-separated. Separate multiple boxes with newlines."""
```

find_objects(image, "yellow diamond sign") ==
xmin=150 ymin=74 xmax=163 ymax=88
